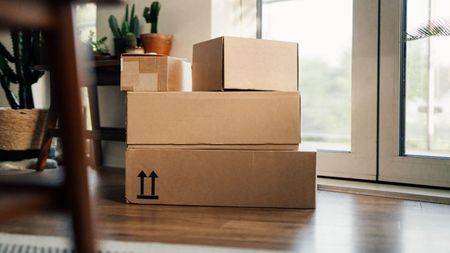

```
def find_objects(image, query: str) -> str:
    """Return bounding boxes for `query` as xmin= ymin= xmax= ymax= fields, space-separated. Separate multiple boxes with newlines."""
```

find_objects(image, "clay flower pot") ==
xmin=141 ymin=33 xmax=173 ymax=55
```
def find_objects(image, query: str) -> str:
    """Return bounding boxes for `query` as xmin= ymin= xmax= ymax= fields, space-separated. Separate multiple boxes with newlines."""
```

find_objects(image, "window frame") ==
xmin=258 ymin=0 xmax=379 ymax=180
xmin=258 ymin=0 xmax=450 ymax=187
xmin=379 ymin=0 xmax=450 ymax=187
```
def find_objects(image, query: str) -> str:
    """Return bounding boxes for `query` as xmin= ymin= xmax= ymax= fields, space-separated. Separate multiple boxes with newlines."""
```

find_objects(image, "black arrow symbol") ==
xmin=138 ymin=170 xmax=147 ymax=195
xmin=137 ymin=170 xmax=159 ymax=200
xmin=149 ymin=170 xmax=158 ymax=196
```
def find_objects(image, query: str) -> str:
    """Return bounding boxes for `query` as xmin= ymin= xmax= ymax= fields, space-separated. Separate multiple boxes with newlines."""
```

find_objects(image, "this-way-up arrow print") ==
xmin=149 ymin=170 xmax=158 ymax=196
xmin=138 ymin=170 xmax=147 ymax=195
xmin=137 ymin=170 xmax=159 ymax=200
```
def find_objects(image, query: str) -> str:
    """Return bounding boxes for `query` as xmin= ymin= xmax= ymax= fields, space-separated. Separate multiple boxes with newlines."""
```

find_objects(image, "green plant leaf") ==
xmin=143 ymin=7 xmax=151 ymax=23
xmin=0 ymin=42 xmax=14 ymax=63
xmin=121 ymin=20 xmax=130 ymax=35
xmin=30 ymin=30 xmax=42 ymax=68
xmin=125 ymin=4 xmax=129 ymax=25
xmin=0 ymin=54 xmax=17 ymax=83
xmin=130 ymin=16 xmax=140 ymax=37
xmin=407 ymin=18 xmax=450 ymax=40
xmin=109 ymin=15 xmax=122 ymax=38
xmin=130 ymin=4 xmax=135 ymax=21
xmin=0 ymin=73 xmax=19 ymax=109
xmin=98 ymin=36 xmax=108 ymax=44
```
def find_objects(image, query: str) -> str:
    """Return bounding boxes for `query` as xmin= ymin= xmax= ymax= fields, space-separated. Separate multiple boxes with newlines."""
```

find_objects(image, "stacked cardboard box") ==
xmin=122 ymin=37 xmax=316 ymax=209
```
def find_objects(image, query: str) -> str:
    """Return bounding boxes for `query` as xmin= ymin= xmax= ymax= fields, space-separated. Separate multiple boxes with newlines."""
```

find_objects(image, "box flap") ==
xmin=192 ymin=37 xmax=224 ymax=91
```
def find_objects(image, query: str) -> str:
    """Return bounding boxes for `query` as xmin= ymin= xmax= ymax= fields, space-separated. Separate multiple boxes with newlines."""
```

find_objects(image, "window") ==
xmin=259 ymin=0 xmax=450 ymax=187
xmin=379 ymin=0 xmax=450 ymax=187
xmin=403 ymin=0 xmax=450 ymax=157
xmin=259 ymin=0 xmax=379 ymax=180
xmin=75 ymin=3 xmax=97 ymax=43
xmin=261 ymin=0 xmax=353 ymax=151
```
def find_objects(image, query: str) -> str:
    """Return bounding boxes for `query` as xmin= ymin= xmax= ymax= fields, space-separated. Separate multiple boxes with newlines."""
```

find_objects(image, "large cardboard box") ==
xmin=127 ymin=92 xmax=300 ymax=145
xmin=192 ymin=36 xmax=298 ymax=92
xmin=121 ymin=54 xmax=190 ymax=91
xmin=130 ymin=144 xmax=299 ymax=150
xmin=125 ymin=148 xmax=316 ymax=208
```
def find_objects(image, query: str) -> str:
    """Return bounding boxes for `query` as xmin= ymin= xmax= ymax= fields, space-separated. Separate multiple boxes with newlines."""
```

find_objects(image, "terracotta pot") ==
xmin=0 ymin=109 xmax=48 ymax=152
xmin=141 ymin=33 xmax=173 ymax=55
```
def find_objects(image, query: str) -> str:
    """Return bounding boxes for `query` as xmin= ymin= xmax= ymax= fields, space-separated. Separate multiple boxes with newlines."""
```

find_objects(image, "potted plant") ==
xmin=108 ymin=4 xmax=140 ymax=58
xmin=141 ymin=1 xmax=173 ymax=55
xmin=87 ymin=31 xmax=112 ymax=60
xmin=0 ymin=29 xmax=47 ymax=161
xmin=125 ymin=33 xmax=144 ymax=54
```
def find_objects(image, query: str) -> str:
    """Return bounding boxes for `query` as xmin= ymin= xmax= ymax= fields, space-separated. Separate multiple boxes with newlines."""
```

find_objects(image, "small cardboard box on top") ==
xmin=126 ymin=91 xmax=301 ymax=145
xmin=192 ymin=36 xmax=298 ymax=92
xmin=125 ymin=148 xmax=316 ymax=208
xmin=121 ymin=54 xmax=191 ymax=92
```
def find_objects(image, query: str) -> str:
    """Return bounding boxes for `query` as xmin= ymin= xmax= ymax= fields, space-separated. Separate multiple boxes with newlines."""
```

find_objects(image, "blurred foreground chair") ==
xmin=0 ymin=1 xmax=119 ymax=252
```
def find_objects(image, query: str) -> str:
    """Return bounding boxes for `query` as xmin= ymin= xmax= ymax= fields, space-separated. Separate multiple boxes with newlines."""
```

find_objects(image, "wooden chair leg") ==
xmin=86 ymin=85 xmax=103 ymax=168
xmin=35 ymin=97 xmax=57 ymax=171
xmin=48 ymin=3 xmax=96 ymax=253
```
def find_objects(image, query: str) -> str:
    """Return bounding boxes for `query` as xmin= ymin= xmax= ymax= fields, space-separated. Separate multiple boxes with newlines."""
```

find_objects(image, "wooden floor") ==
xmin=1 ymin=167 xmax=450 ymax=252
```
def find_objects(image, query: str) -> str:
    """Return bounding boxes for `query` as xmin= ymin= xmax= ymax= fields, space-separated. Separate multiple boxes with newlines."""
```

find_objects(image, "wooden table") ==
xmin=85 ymin=59 xmax=125 ymax=167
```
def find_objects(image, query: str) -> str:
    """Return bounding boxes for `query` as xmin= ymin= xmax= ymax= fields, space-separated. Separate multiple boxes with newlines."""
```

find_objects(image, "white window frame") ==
xmin=259 ymin=0 xmax=450 ymax=186
xmin=316 ymin=0 xmax=379 ymax=180
xmin=258 ymin=0 xmax=379 ymax=180
xmin=379 ymin=0 xmax=450 ymax=187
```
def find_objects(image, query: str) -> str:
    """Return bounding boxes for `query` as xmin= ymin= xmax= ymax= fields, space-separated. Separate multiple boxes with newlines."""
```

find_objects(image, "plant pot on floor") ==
xmin=141 ymin=33 xmax=173 ymax=55
xmin=0 ymin=109 xmax=48 ymax=161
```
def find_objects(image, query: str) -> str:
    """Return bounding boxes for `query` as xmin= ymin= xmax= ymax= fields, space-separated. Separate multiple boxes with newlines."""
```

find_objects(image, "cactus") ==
xmin=109 ymin=4 xmax=140 ymax=39
xmin=143 ymin=1 xmax=161 ymax=33
xmin=125 ymin=33 xmax=137 ymax=49
xmin=0 ymin=29 xmax=44 ymax=109
xmin=108 ymin=15 xmax=122 ymax=38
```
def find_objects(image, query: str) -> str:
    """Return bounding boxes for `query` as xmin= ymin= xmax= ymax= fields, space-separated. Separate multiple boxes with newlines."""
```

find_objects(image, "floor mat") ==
xmin=0 ymin=232 xmax=287 ymax=253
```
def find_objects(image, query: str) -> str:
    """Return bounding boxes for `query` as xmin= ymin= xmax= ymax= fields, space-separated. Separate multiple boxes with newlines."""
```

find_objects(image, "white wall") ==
xmin=211 ymin=0 xmax=257 ymax=38
xmin=97 ymin=0 xmax=212 ymax=61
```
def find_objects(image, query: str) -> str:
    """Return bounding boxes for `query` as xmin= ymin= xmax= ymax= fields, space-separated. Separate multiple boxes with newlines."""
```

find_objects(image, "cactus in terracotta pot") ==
xmin=143 ymin=1 xmax=161 ymax=33
xmin=108 ymin=4 xmax=140 ymax=57
xmin=141 ymin=1 xmax=173 ymax=55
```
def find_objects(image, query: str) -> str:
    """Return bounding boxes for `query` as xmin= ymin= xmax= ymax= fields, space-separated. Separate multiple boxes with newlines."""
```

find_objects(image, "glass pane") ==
xmin=262 ymin=0 xmax=353 ymax=151
xmin=404 ymin=0 xmax=450 ymax=157
xmin=75 ymin=3 xmax=97 ymax=43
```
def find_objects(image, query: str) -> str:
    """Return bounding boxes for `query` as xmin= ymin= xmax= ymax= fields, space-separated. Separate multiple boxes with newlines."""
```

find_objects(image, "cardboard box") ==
xmin=127 ymin=92 xmax=300 ymax=145
xmin=192 ymin=36 xmax=298 ymax=92
xmin=128 ymin=144 xmax=299 ymax=150
xmin=125 ymin=148 xmax=316 ymax=208
xmin=121 ymin=54 xmax=191 ymax=91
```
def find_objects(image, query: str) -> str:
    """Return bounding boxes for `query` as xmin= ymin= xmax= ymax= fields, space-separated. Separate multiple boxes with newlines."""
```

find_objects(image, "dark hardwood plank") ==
xmin=0 ymin=167 xmax=449 ymax=252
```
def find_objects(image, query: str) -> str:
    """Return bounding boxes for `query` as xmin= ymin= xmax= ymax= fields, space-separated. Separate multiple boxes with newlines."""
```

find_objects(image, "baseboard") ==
xmin=318 ymin=177 xmax=450 ymax=205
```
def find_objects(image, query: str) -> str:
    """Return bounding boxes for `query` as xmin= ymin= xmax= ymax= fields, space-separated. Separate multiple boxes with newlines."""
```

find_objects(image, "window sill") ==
xmin=318 ymin=177 xmax=450 ymax=205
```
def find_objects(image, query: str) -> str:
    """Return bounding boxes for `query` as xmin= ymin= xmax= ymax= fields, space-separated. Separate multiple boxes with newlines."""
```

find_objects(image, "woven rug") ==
xmin=0 ymin=232 xmax=287 ymax=253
